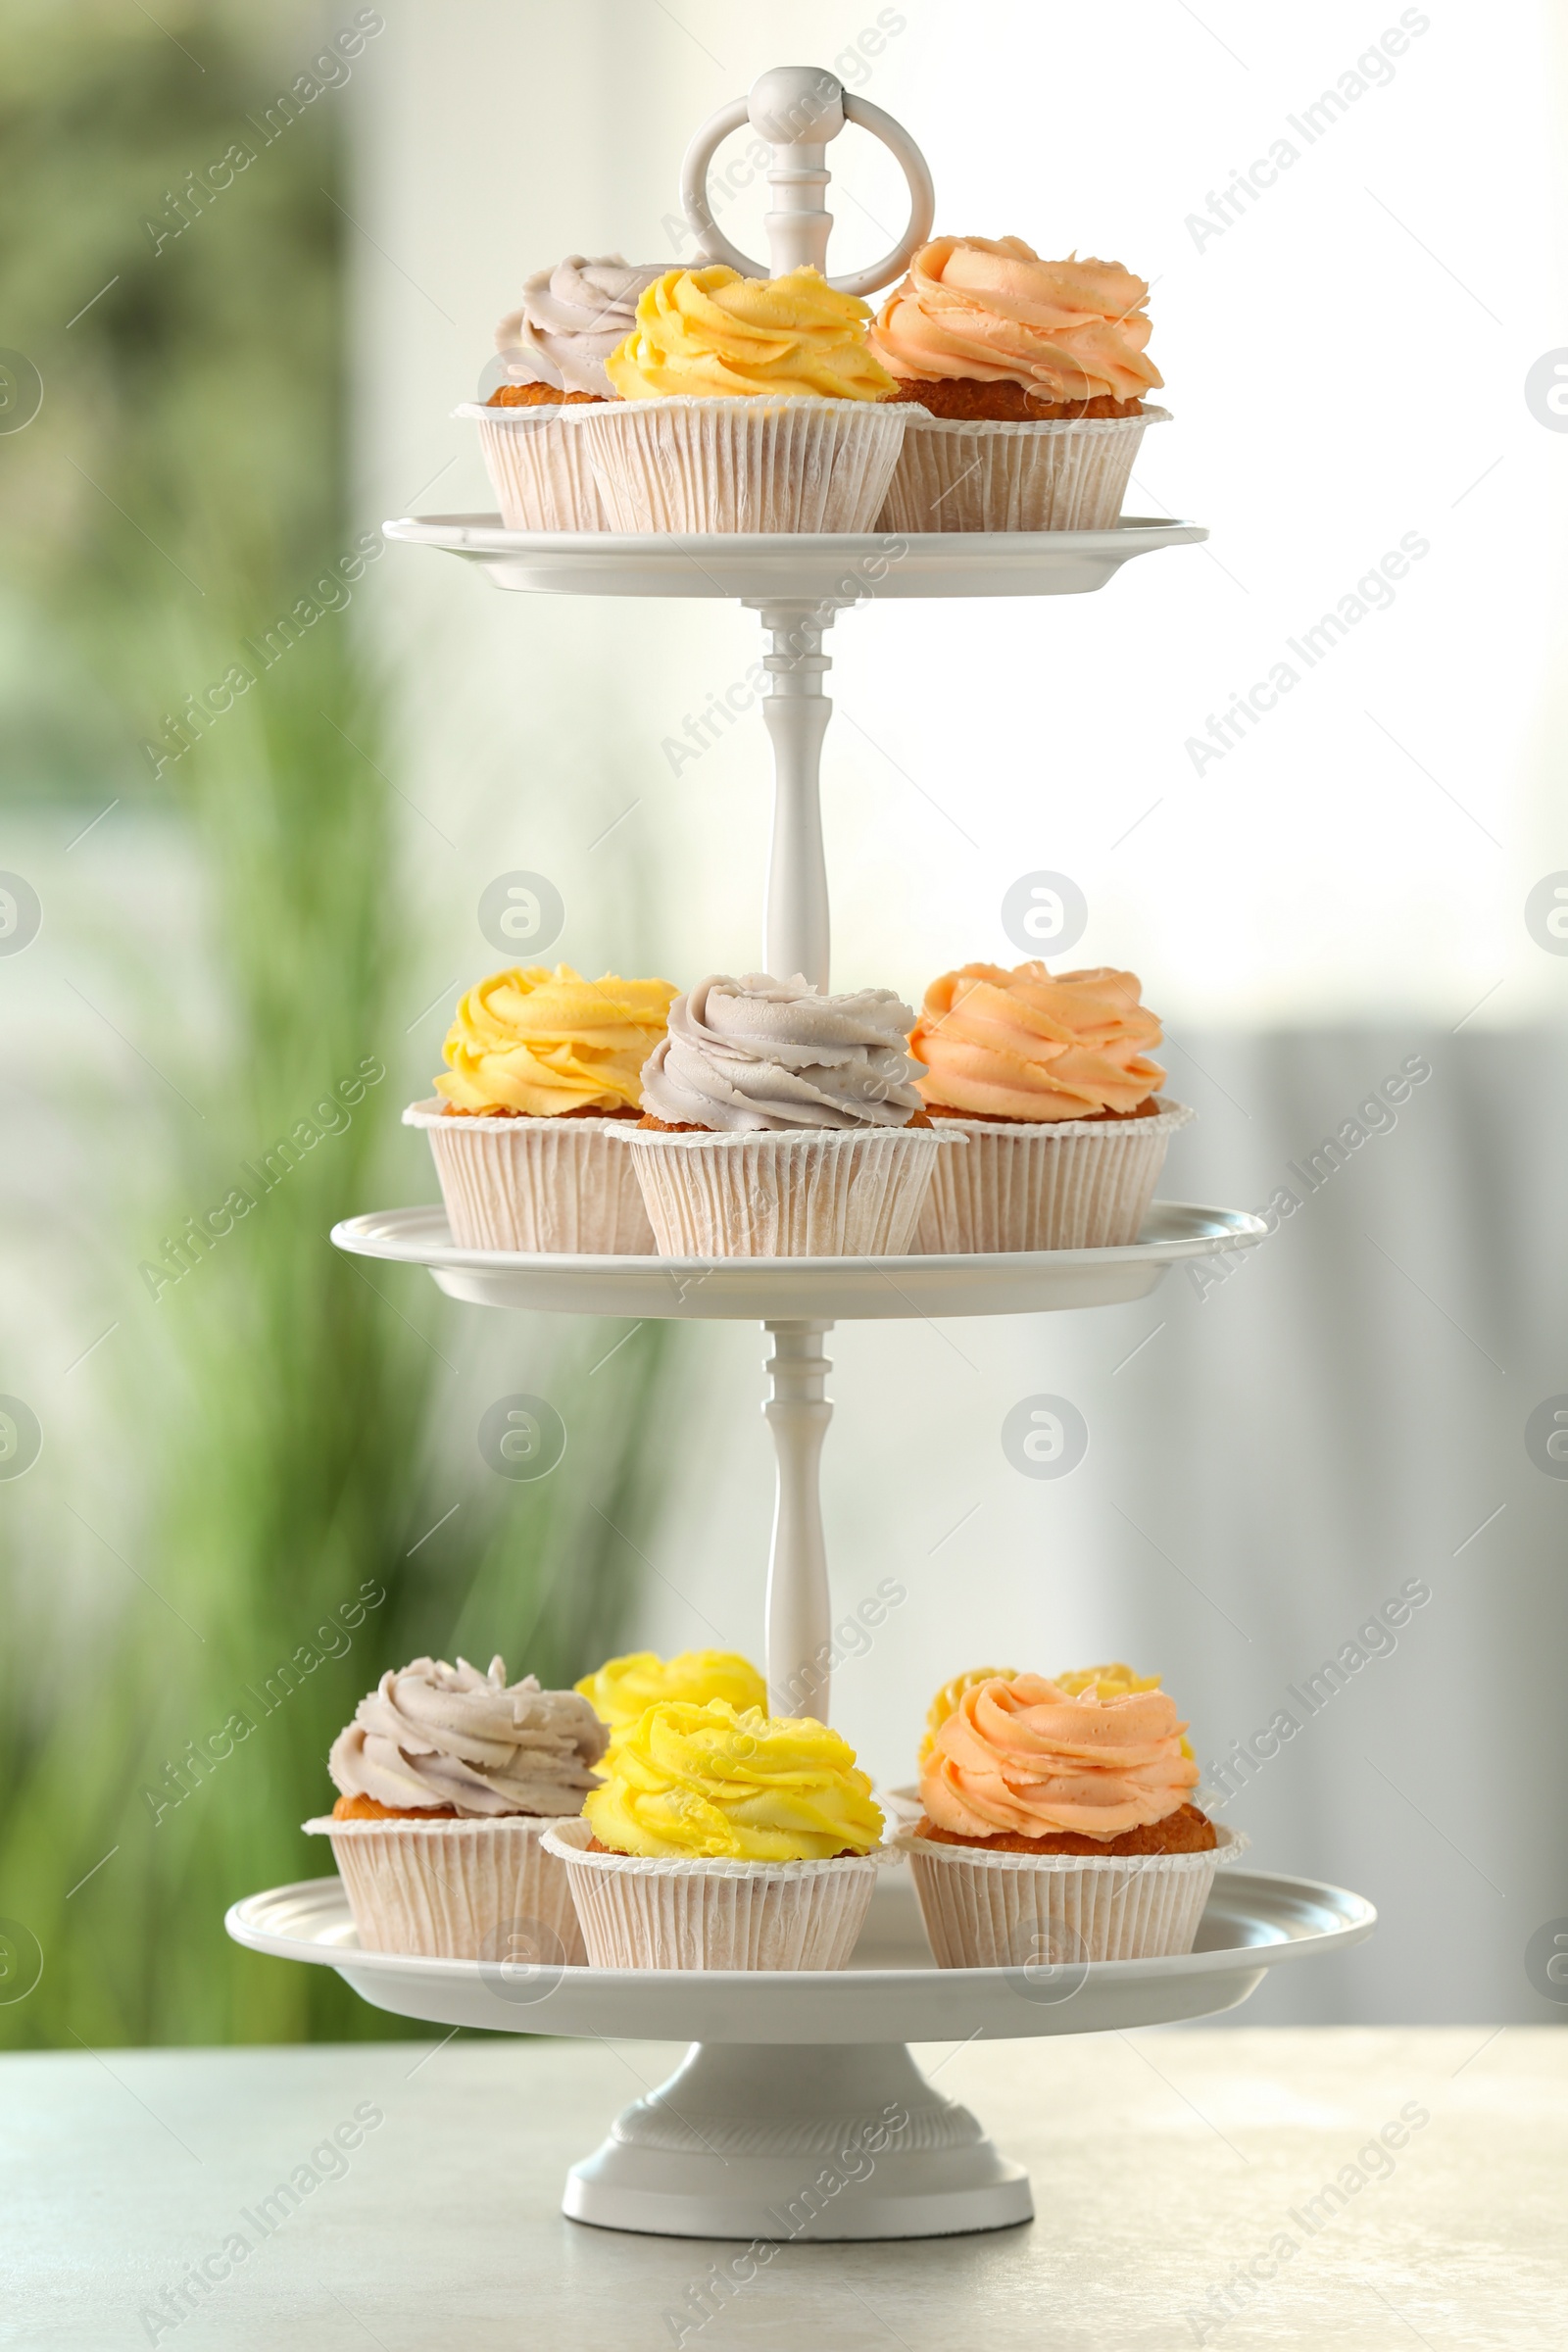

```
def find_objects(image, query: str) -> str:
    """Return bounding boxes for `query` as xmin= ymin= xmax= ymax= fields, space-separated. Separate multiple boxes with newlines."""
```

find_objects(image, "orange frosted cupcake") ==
xmin=869 ymin=237 xmax=1169 ymax=531
xmin=906 ymin=960 xmax=1192 ymax=1253
xmin=899 ymin=1665 xmax=1240 ymax=1966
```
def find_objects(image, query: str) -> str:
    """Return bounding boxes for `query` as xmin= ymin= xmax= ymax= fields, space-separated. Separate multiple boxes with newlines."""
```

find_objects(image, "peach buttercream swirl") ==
xmin=870 ymin=237 xmax=1162 ymax=404
xmin=908 ymin=961 xmax=1164 ymax=1121
xmin=435 ymin=964 xmax=676 ymax=1116
xmin=920 ymin=1673 xmax=1199 ymax=1841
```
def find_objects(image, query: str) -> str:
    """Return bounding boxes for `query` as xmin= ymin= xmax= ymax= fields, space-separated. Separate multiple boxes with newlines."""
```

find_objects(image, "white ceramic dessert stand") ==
xmin=223 ymin=64 xmax=1375 ymax=2248
xmin=330 ymin=1200 xmax=1266 ymax=1322
xmin=373 ymin=511 xmax=1218 ymax=1721
xmin=378 ymin=515 xmax=1203 ymax=600
xmin=227 ymin=1868 xmax=1376 ymax=2239
xmin=331 ymin=1201 xmax=1266 ymax=1729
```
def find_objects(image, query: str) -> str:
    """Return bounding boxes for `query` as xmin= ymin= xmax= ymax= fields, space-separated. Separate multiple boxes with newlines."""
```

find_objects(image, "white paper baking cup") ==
xmin=405 ymin=1100 xmax=654 ymax=1254
xmin=897 ymin=1821 xmax=1247 ymax=1966
xmin=542 ymin=1817 xmax=878 ymax=1970
xmin=574 ymin=395 xmax=907 ymax=534
xmin=305 ymin=1813 xmax=587 ymax=1963
xmin=913 ymin=1100 xmax=1193 ymax=1253
xmin=455 ymin=400 xmax=612 ymax=531
xmin=618 ymin=1124 xmax=949 ymax=1257
xmin=877 ymin=405 xmax=1168 ymax=534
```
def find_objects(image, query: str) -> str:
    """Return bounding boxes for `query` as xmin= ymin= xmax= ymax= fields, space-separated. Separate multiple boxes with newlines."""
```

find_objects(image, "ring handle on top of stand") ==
xmin=679 ymin=65 xmax=935 ymax=298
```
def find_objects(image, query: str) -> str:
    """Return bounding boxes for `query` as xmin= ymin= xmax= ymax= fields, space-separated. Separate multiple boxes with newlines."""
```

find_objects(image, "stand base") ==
xmin=563 ymin=2041 xmax=1033 ymax=2240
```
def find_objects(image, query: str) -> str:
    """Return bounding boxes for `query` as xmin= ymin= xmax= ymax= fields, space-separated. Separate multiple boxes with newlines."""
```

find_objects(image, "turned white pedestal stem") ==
xmin=762 ymin=1321 xmax=834 ymax=1720
xmin=747 ymin=598 xmax=843 ymax=995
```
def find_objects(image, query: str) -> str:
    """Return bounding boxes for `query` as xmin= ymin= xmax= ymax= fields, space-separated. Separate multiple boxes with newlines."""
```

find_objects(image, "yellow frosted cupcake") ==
xmin=575 ymin=1648 xmax=766 ymax=1750
xmin=579 ymin=265 xmax=907 ymax=532
xmin=405 ymin=963 xmax=676 ymax=1254
xmin=543 ymin=1700 xmax=885 ymax=1969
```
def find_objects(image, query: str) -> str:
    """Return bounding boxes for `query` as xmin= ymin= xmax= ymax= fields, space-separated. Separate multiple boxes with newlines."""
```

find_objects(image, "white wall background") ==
xmin=345 ymin=0 xmax=1568 ymax=2024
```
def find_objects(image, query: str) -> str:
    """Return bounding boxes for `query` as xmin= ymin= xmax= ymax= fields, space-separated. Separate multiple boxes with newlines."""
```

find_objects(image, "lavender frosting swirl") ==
xmin=496 ymin=255 xmax=663 ymax=398
xmin=329 ymin=1655 xmax=609 ymax=1817
xmin=639 ymin=972 xmax=923 ymax=1133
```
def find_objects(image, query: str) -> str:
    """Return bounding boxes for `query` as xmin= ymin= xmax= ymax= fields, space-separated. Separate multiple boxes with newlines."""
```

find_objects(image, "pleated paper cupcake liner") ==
xmin=456 ymin=401 xmax=612 ymax=531
xmin=541 ymin=1818 xmax=878 ymax=1970
xmin=618 ymin=1124 xmax=948 ymax=1257
xmin=877 ymin=406 xmax=1169 ymax=534
xmin=897 ymin=1822 xmax=1247 ymax=1966
xmin=405 ymin=1100 xmax=654 ymax=1254
xmin=574 ymin=396 xmax=907 ymax=534
xmin=305 ymin=1813 xmax=587 ymax=1963
xmin=913 ymin=1100 xmax=1193 ymax=1253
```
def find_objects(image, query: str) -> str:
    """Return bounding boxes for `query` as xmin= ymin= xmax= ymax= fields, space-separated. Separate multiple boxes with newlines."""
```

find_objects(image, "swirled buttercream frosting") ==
xmin=575 ymin=1649 xmax=766 ymax=1740
xmin=641 ymin=972 xmax=922 ymax=1132
xmin=918 ymin=1666 xmax=1018 ymax=1761
xmin=871 ymin=238 xmax=1162 ymax=405
xmin=329 ymin=1655 xmax=609 ymax=1817
xmin=607 ymin=265 xmax=898 ymax=400
xmin=909 ymin=961 xmax=1165 ymax=1121
xmin=495 ymin=256 xmax=664 ymax=399
xmin=919 ymin=1671 xmax=1199 ymax=1841
xmin=584 ymin=1699 xmax=885 ymax=1860
xmin=435 ymin=964 xmax=677 ymax=1116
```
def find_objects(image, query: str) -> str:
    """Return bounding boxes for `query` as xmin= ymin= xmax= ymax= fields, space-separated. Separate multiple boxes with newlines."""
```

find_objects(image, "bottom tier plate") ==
xmin=227 ymin=1869 xmax=1373 ymax=2241
xmin=226 ymin=1866 xmax=1372 ymax=2043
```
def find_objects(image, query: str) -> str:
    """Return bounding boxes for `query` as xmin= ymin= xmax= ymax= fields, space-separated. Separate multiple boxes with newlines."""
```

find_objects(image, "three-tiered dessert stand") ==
xmin=227 ymin=68 xmax=1375 ymax=2241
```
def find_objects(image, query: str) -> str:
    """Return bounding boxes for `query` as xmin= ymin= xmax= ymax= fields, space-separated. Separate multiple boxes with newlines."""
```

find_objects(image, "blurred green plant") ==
xmin=0 ymin=1 xmax=670 ymax=2046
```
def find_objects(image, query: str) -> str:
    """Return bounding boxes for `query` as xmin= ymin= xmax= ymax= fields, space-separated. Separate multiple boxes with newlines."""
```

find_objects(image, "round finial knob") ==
xmin=745 ymin=64 xmax=845 ymax=146
xmin=680 ymin=64 xmax=935 ymax=298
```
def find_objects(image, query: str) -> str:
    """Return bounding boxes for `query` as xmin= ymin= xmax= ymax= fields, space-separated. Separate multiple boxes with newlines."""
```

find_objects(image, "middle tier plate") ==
xmin=331 ymin=1200 xmax=1264 ymax=1320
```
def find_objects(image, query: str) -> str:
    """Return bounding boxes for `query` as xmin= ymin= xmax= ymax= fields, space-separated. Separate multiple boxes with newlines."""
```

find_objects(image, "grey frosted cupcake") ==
xmin=623 ymin=971 xmax=946 ymax=1256
xmin=462 ymin=254 xmax=663 ymax=528
xmin=306 ymin=1654 xmax=609 ymax=1962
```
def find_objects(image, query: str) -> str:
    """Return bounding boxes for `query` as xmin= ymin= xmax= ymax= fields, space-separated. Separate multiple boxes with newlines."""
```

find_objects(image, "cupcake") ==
xmin=406 ymin=963 xmax=677 ymax=1254
xmin=869 ymin=238 xmax=1169 ymax=531
xmin=899 ymin=1666 xmax=1241 ymax=1966
xmin=907 ymin=960 xmax=1192 ymax=1252
xmin=575 ymin=1647 xmax=767 ymax=1753
xmin=305 ymin=1655 xmax=610 ymax=1962
xmin=622 ymin=971 xmax=947 ymax=1256
xmin=578 ymin=265 xmax=907 ymax=532
xmin=462 ymin=254 xmax=663 ymax=529
xmin=542 ymin=1699 xmax=884 ymax=1969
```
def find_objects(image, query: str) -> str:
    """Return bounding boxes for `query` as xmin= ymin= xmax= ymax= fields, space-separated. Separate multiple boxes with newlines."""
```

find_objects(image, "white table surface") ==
xmin=3 ymin=2029 xmax=1560 ymax=2350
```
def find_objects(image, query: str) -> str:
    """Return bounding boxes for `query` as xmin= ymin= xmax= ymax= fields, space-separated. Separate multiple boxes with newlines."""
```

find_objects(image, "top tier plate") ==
xmin=382 ymin=514 xmax=1206 ymax=600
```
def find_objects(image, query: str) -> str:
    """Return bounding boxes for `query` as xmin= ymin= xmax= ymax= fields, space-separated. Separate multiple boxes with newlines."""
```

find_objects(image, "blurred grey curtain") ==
xmin=1109 ymin=1028 xmax=1566 ymax=2024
